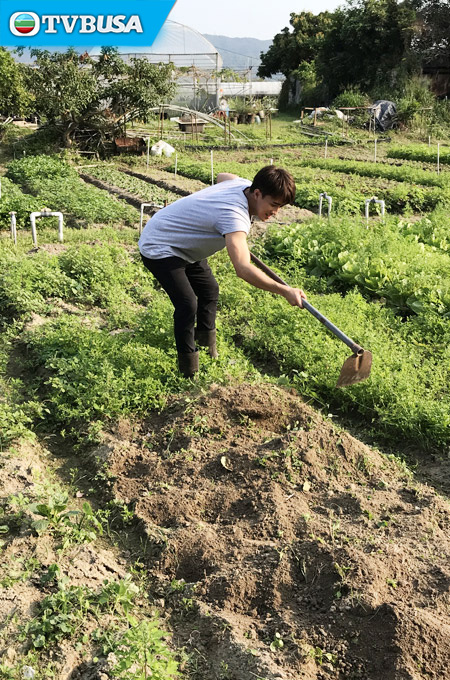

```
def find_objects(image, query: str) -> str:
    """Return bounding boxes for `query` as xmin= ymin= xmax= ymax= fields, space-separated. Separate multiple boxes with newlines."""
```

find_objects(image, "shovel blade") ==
xmin=336 ymin=350 xmax=372 ymax=388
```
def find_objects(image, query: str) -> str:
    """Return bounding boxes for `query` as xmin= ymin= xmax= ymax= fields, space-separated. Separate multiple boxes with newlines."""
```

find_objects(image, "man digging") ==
xmin=139 ymin=165 xmax=306 ymax=377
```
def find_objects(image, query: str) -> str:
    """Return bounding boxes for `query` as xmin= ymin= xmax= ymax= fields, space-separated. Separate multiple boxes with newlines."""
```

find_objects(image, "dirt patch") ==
xmin=123 ymin=166 xmax=207 ymax=195
xmin=79 ymin=172 xmax=159 ymax=216
xmin=97 ymin=383 xmax=450 ymax=680
xmin=0 ymin=440 xmax=131 ymax=679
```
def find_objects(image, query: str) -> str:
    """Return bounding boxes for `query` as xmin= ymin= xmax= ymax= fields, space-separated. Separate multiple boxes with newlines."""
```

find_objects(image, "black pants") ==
xmin=141 ymin=254 xmax=219 ymax=353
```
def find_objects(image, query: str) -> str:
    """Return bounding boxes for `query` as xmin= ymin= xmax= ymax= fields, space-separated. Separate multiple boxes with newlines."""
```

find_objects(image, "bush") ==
xmin=333 ymin=88 xmax=369 ymax=108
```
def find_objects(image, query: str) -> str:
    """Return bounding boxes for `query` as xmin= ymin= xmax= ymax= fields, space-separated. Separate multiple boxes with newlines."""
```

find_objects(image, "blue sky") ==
xmin=168 ymin=0 xmax=343 ymax=40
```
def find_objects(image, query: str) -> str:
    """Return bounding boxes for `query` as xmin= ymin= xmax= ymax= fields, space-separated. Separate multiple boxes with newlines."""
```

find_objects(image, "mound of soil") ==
xmin=99 ymin=384 xmax=450 ymax=680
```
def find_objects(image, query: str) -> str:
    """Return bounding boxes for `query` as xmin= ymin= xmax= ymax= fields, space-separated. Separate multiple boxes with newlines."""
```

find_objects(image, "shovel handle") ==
xmin=250 ymin=252 xmax=364 ymax=356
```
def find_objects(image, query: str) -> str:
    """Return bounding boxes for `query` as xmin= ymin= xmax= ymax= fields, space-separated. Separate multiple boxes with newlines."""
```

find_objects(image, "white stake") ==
xmin=428 ymin=135 xmax=431 ymax=147
xmin=211 ymin=149 xmax=214 ymax=185
xmin=270 ymin=158 xmax=273 ymax=165
xmin=10 ymin=212 xmax=17 ymax=246
xmin=437 ymin=143 xmax=440 ymax=174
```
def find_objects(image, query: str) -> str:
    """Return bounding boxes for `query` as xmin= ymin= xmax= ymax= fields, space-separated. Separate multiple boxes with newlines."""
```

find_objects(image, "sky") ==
xmin=168 ymin=0 xmax=344 ymax=40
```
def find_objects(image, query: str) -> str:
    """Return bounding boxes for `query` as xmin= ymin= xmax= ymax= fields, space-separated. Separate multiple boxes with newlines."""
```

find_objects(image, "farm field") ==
xmin=0 ymin=127 xmax=450 ymax=680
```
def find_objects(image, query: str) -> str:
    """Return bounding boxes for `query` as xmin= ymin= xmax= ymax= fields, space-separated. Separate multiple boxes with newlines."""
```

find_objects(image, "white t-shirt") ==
xmin=138 ymin=178 xmax=251 ymax=263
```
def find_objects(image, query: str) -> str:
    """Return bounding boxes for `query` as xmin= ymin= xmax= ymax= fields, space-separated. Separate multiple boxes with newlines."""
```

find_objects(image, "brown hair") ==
xmin=249 ymin=166 xmax=296 ymax=205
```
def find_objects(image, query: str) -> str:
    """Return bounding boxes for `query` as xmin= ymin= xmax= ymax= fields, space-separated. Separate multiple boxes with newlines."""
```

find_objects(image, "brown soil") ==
xmin=94 ymin=383 xmax=450 ymax=680
xmin=125 ymin=166 xmax=207 ymax=194
xmin=0 ymin=441 xmax=130 ymax=678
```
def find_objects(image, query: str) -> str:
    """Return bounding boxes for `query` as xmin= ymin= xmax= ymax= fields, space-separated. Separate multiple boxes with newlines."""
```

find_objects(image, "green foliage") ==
xmin=23 ymin=582 xmax=94 ymax=648
xmin=258 ymin=11 xmax=334 ymax=79
xmin=101 ymin=617 xmax=180 ymax=680
xmin=0 ymin=47 xmax=33 ymax=118
xmin=58 ymin=244 xmax=140 ymax=306
xmin=388 ymin=143 xmax=450 ymax=165
xmin=317 ymin=0 xmax=418 ymax=99
xmin=166 ymin=155 xmax=449 ymax=215
xmin=396 ymin=75 xmax=435 ymax=127
xmin=6 ymin=155 xmax=138 ymax=226
xmin=22 ymin=575 xmax=139 ymax=649
xmin=24 ymin=48 xmax=176 ymax=147
xmin=291 ymin=156 xmax=450 ymax=189
xmin=85 ymin=166 xmax=179 ymax=204
xmin=0 ymin=250 xmax=74 ymax=317
xmin=216 ymin=256 xmax=450 ymax=450
xmin=263 ymin=218 xmax=450 ymax=315
xmin=292 ymin=61 xmax=326 ymax=107
xmin=398 ymin=209 xmax=450 ymax=253
xmin=333 ymin=87 xmax=369 ymax=108
xmin=29 ymin=493 xmax=103 ymax=547
xmin=0 ymin=177 xmax=42 ymax=230
xmin=25 ymin=315 xmax=173 ymax=431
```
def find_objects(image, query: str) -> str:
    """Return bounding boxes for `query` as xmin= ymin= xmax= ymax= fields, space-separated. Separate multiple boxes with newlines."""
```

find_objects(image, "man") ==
xmin=139 ymin=165 xmax=306 ymax=377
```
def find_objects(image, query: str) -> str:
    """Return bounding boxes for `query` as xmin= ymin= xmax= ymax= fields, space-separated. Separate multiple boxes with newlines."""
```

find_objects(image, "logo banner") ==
xmin=0 ymin=0 xmax=176 ymax=46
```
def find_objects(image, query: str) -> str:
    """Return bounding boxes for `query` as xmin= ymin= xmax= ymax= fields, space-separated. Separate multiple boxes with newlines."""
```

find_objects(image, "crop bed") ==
xmin=160 ymin=156 xmax=450 ymax=215
xmin=82 ymin=166 xmax=182 ymax=205
xmin=6 ymin=156 xmax=138 ymax=227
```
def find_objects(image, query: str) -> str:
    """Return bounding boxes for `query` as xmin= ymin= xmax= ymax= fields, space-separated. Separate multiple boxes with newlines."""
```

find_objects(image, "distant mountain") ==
xmin=203 ymin=34 xmax=272 ymax=73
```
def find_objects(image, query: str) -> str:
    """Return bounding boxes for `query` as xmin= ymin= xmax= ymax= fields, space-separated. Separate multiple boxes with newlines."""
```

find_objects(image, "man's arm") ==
xmin=217 ymin=172 xmax=240 ymax=183
xmin=225 ymin=231 xmax=306 ymax=307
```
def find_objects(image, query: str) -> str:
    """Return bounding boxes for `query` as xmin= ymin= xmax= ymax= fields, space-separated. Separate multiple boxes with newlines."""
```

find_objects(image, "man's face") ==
xmin=254 ymin=189 xmax=285 ymax=221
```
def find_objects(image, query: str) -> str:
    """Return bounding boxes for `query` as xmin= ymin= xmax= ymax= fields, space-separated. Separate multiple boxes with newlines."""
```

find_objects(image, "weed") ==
xmin=28 ymin=494 xmax=103 ymax=548
xmin=269 ymin=632 xmax=284 ymax=653
xmin=334 ymin=561 xmax=353 ymax=599
xmin=101 ymin=616 xmax=181 ymax=680
xmin=98 ymin=574 xmax=140 ymax=614
xmin=309 ymin=646 xmax=337 ymax=667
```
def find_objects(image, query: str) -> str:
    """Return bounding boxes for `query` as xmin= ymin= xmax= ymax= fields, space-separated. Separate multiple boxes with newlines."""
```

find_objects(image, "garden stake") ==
xmin=250 ymin=252 xmax=372 ymax=387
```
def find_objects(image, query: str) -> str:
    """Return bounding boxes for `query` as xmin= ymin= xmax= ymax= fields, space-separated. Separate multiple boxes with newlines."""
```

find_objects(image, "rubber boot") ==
xmin=195 ymin=329 xmax=218 ymax=358
xmin=178 ymin=350 xmax=199 ymax=378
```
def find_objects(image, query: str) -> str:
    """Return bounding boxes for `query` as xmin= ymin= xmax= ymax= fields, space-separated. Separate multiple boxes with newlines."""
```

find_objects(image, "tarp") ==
xmin=371 ymin=100 xmax=396 ymax=131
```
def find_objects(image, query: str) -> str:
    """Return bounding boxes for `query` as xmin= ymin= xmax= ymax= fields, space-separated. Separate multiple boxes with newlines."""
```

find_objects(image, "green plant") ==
xmin=103 ymin=616 xmax=180 ymax=680
xmin=269 ymin=632 xmax=284 ymax=652
xmin=309 ymin=646 xmax=337 ymax=667
xmin=28 ymin=493 xmax=103 ymax=547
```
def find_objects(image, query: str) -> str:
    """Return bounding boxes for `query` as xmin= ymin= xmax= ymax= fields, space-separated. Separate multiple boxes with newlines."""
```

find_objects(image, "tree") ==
xmin=411 ymin=0 xmax=450 ymax=65
xmin=316 ymin=0 xmax=418 ymax=98
xmin=0 ymin=47 xmax=33 ymax=118
xmin=24 ymin=47 xmax=176 ymax=147
xmin=258 ymin=11 xmax=333 ymax=78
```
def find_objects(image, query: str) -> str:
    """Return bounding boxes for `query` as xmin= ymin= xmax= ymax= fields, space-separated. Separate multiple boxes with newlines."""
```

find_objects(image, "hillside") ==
xmin=203 ymin=33 xmax=272 ymax=72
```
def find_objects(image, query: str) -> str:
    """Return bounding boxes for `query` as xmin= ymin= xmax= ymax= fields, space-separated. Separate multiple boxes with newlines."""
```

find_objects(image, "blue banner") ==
xmin=0 ymin=0 xmax=176 ymax=46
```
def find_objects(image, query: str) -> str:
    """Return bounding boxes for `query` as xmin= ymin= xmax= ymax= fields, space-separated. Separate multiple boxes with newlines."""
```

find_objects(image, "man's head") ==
xmin=247 ymin=166 xmax=296 ymax=221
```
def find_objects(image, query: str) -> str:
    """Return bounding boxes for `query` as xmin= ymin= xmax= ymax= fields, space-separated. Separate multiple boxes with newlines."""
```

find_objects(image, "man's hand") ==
xmin=225 ymin=232 xmax=307 ymax=307
xmin=281 ymin=286 xmax=307 ymax=308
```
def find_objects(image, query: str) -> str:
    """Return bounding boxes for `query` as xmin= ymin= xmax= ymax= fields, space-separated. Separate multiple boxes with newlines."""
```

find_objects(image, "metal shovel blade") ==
xmin=336 ymin=350 xmax=373 ymax=388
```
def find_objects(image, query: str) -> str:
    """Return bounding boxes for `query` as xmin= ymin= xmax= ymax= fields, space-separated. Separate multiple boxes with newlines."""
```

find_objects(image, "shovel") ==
xmin=250 ymin=252 xmax=372 ymax=388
